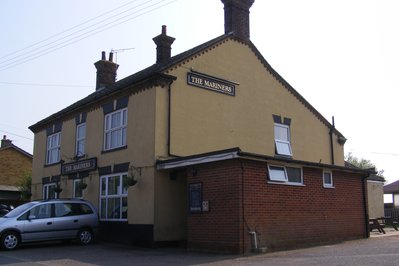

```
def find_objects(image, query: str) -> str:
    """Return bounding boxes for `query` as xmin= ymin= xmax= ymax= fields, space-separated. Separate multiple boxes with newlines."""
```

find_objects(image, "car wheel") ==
xmin=78 ymin=228 xmax=93 ymax=245
xmin=1 ymin=231 xmax=20 ymax=251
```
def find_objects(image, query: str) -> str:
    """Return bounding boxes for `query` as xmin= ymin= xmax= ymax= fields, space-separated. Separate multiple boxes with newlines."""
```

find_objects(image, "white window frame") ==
xmin=323 ymin=171 xmax=334 ymax=188
xmin=43 ymin=183 xmax=57 ymax=199
xmin=46 ymin=132 xmax=61 ymax=164
xmin=104 ymin=108 xmax=127 ymax=151
xmin=268 ymin=165 xmax=303 ymax=185
xmin=76 ymin=123 xmax=86 ymax=157
xmin=274 ymin=123 xmax=293 ymax=156
xmin=268 ymin=165 xmax=287 ymax=182
xmin=99 ymin=173 xmax=129 ymax=221
xmin=73 ymin=179 xmax=84 ymax=198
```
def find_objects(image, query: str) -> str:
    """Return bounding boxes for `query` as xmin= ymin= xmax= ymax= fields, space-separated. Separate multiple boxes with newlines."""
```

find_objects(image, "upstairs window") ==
xmin=76 ymin=123 xmax=86 ymax=157
xmin=274 ymin=124 xmax=292 ymax=156
xmin=104 ymin=108 xmax=127 ymax=150
xmin=323 ymin=171 xmax=334 ymax=188
xmin=268 ymin=165 xmax=302 ymax=184
xmin=46 ymin=132 xmax=61 ymax=164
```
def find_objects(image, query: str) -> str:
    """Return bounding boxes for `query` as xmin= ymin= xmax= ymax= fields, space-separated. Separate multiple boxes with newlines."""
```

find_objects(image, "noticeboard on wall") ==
xmin=189 ymin=183 xmax=202 ymax=213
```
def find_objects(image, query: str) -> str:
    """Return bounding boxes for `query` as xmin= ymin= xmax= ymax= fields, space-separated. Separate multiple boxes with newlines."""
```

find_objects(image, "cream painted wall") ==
xmin=31 ymin=36 xmax=347 ymax=243
xmin=154 ymin=171 xmax=187 ymax=241
xmin=367 ymin=181 xmax=384 ymax=218
xmin=162 ymin=38 xmax=345 ymax=165
xmin=31 ymin=88 xmax=158 ymax=225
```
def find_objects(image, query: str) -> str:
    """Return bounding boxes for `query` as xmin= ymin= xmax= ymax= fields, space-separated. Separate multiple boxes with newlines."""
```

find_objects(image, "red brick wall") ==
xmin=187 ymin=159 xmax=367 ymax=253
xmin=187 ymin=160 xmax=244 ymax=253
xmin=243 ymin=160 xmax=367 ymax=251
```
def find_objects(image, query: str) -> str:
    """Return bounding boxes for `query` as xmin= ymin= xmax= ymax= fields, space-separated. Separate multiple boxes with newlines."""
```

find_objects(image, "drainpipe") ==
xmin=240 ymin=160 xmax=245 ymax=253
xmin=329 ymin=116 xmax=335 ymax=165
xmin=167 ymin=79 xmax=179 ymax=157
xmin=362 ymin=174 xmax=370 ymax=238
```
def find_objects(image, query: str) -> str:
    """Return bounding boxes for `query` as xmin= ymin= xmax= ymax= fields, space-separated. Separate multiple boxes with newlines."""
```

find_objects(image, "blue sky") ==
xmin=1 ymin=0 xmax=398 ymax=190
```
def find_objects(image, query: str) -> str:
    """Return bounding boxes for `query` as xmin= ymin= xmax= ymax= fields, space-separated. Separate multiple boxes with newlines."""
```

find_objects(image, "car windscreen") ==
xmin=3 ymin=202 xmax=36 ymax=218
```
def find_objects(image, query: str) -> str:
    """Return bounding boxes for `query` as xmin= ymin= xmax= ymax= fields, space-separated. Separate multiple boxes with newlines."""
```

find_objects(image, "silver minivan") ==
xmin=0 ymin=199 xmax=99 ymax=250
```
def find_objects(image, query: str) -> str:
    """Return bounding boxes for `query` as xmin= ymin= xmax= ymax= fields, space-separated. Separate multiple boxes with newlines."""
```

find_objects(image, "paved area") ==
xmin=1 ymin=229 xmax=399 ymax=266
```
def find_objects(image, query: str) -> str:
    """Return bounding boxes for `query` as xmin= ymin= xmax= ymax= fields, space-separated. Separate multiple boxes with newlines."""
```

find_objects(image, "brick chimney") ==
xmin=221 ymin=0 xmax=255 ymax=40
xmin=94 ymin=51 xmax=119 ymax=91
xmin=1 ymin=135 xmax=12 ymax=148
xmin=152 ymin=25 xmax=175 ymax=63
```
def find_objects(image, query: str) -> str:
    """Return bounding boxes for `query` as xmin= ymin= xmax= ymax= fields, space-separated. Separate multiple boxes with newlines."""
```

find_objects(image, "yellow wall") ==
xmin=31 ymin=88 xmax=158 ymax=225
xmin=162 ymin=38 xmax=345 ymax=165
xmin=154 ymin=171 xmax=187 ymax=241
xmin=0 ymin=148 xmax=32 ymax=186
xmin=31 ymin=36 xmax=347 ymax=243
xmin=367 ymin=181 xmax=384 ymax=218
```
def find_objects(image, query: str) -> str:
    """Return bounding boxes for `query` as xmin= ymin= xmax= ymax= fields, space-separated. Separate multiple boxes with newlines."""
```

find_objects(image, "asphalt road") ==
xmin=1 ymin=232 xmax=399 ymax=266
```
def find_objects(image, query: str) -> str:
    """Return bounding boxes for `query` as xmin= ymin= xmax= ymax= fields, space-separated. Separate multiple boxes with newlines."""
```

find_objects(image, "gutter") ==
xmin=329 ymin=116 xmax=335 ymax=165
xmin=362 ymin=174 xmax=370 ymax=238
xmin=29 ymin=72 xmax=176 ymax=133
xmin=167 ymin=77 xmax=180 ymax=158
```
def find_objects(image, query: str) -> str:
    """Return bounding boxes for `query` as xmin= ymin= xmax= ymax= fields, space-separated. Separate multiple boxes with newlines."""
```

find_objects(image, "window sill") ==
xmin=102 ymin=145 xmax=127 ymax=154
xmin=44 ymin=161 xmax=61 ymax=168
xmin=323 ymin=185 xmax=335 ymax=189
xmin=99 ymin=219 xmax=128 ymax=222
xmin=267 ymin=181 xmax=305 ymax=187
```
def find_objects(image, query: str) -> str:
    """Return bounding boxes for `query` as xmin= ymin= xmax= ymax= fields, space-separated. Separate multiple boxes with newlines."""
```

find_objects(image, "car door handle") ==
xmin=74 ymin=219 xmax=78 ymax=223
xmin=47 ymin=222 xmax=52 ymax=225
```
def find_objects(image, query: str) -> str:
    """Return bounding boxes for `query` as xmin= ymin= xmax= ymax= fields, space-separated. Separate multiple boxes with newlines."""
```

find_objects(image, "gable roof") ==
xmin=29 ymin=33 xmax=344 ymax=139
xmin=384 ymin=180 xmax=399 ymax=194
xmin=0 ymin=143 xmax=33 ymax=159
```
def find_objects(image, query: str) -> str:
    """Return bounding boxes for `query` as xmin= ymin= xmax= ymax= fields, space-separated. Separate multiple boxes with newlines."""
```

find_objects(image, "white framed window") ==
xmin=99 ymin=173 xmax=129 ymax=221
xmin=268 ymin=165 xmax=303 ymax=184
xmin=43 ymin=183 xmax=57 ymax=199
xmin=104 ymin=108 xmax=127 ymax=150
xmin=46 ymin=132 xmax=61 ymax=164
xmin=323 ymin=171 xmax=334 ymax=188
xmin=274 ymin=124 xmax=292 ymax=156
xmin=73 ymin=179 xmax=84 ymax=198
xmin=76 ymin=123 xmax=86 ymax=157
xmin=268 ymin=166 xmax=287 ymax=182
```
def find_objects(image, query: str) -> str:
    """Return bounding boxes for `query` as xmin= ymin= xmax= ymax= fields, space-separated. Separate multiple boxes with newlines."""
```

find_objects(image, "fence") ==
xmin=384 ymin=208 xmax=399 ymax=221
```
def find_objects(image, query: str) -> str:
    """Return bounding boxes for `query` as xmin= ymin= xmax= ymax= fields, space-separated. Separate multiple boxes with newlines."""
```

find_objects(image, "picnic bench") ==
xmin=369 ymin=217 xmax=399 ymax=234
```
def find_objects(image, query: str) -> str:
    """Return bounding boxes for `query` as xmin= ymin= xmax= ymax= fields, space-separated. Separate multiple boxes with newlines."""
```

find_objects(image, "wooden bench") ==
xmin=369 ymin=218 xmax=385 ymax=234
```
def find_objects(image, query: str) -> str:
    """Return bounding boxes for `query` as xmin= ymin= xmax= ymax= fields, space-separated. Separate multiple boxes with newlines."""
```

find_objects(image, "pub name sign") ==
xmin=61 ymin=158 xmax=97 ymax=175
xmin=187 ymin=72 xmax=236 ymax=96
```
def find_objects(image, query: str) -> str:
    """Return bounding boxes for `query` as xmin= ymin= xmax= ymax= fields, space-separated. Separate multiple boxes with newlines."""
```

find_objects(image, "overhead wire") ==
xmin=0 ymin=0 xmax=141 ymax=62
xmin=0 ymin=81 xmax=91 ymax=87
xmin=0 ymin=0 xmax=180 ymax=72
xmin=0 ymin=130 xmax=33 ymax=141
xmin=0 ymin=0 xmax=156 ymax=67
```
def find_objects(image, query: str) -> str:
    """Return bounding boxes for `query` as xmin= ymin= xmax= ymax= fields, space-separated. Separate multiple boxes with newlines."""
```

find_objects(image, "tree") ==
xmin=17 ymin=172 xmax=32 ymax=200
xmin=345 ymin=152 xmax=384 ymax=177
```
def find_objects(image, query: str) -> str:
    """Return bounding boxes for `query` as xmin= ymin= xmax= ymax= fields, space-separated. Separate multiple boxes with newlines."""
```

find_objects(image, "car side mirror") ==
xmin=28 ymin=215 xmax=36 ymax=220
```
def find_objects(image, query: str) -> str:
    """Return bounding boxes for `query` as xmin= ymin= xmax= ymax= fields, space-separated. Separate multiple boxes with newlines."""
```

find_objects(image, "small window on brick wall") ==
xmin=268 ymin=165 xmax=303 ymax=184
xmin=323 ymin=171 xmax=334 ymax=188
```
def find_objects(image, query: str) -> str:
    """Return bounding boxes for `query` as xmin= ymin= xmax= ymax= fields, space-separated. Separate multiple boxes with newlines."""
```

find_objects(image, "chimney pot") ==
xmin=94 ymin=51 xmax=119 ymax=91
xmin=221 ymin=0 xmax=255 ymax=40
xmin=1 ymin=135 xmax=12 ymax=148
xmin=153 ymin=25 xmax=175 ymax=64
xmin=109 ymin=52 xmax=114 ymax=62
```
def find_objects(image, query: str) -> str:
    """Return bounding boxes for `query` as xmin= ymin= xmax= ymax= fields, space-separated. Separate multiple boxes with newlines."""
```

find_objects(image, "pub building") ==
xmin=30 ymin=0 xmax=373 ymax=253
